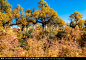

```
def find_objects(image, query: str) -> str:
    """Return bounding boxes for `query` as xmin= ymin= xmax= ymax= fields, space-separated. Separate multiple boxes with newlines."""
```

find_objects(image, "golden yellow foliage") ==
xmin=74 ymin=11 xmax=79 ymax=14
xmin=29 ymin=19 xmax=36 ymax=23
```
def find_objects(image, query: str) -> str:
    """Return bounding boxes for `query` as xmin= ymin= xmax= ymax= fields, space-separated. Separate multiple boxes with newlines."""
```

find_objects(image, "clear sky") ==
xmin=7 ymin=0 xmax=86 ymax=28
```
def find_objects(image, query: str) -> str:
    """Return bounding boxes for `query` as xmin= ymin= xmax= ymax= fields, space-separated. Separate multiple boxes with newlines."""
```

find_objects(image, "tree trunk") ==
xmin=21 ymin=26 xmax=24 ymax=31
xmin=42 ymin=23 xmax=45 ymax=30
xmin=3 ymin=23 xmax=5 ymax=28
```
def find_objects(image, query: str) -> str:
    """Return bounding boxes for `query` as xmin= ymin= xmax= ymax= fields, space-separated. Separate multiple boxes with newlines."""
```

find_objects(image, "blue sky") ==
xmin=7 ymin=0 xmax=86 ymax=28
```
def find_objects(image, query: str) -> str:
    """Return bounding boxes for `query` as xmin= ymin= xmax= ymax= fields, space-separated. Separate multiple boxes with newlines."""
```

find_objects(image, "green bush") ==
xmin=18 ymin=39 xmax=29 ymax=50
xmin=22 ymin=28 xmax=36 ymax=39
xmin=70 ymin=21 xmax=76 ymax=28
xmin=56 ymin=31 xmax=67 ymax=39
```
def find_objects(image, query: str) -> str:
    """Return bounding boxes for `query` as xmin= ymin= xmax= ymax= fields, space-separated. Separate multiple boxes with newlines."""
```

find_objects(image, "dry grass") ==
xmin=0 ymin=26 xmax=86 ymax=57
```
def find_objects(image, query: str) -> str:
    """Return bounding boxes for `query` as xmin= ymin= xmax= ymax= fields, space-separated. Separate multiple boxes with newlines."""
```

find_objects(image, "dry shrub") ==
xmin=26 ymin=37 xmax=45 ymax=57
xmin=47 ymin=38 xmax=82 ymax=57
xmin=34 ymin=28 xmax=44 ymax=40
xmin=82 ymin=47 xmax=86 ymax=56
xmin=5 ymin=28 xmax=17 ymax=37
xmin=63 ymin=26 xmax=83 ymax=42
xmin=26 ymin=35 xmax=83 ymax=57
xmin=0 ymin=26 xmax=86 ymax=57
xmin=0 ymin=35 xmax=26 ymax=57
xmin=79 ymin=31 xmax=86 ymax=47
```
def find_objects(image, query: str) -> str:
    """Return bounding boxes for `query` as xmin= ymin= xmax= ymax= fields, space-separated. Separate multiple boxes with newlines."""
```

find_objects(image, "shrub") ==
xmin=18 ymin=39 xmax=29 ymax=50
xmin=79 ymin=31 xmax=86 ymax=47
xmin=70 ymin=21 xmax=76 ymax=28
xmin=56 ymin=30 xmax=67 ymax=40
xmin=21 ymin=28 xmax=36 ymax=39
xmin=62 ymin=26 xmax=82 ymax=42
